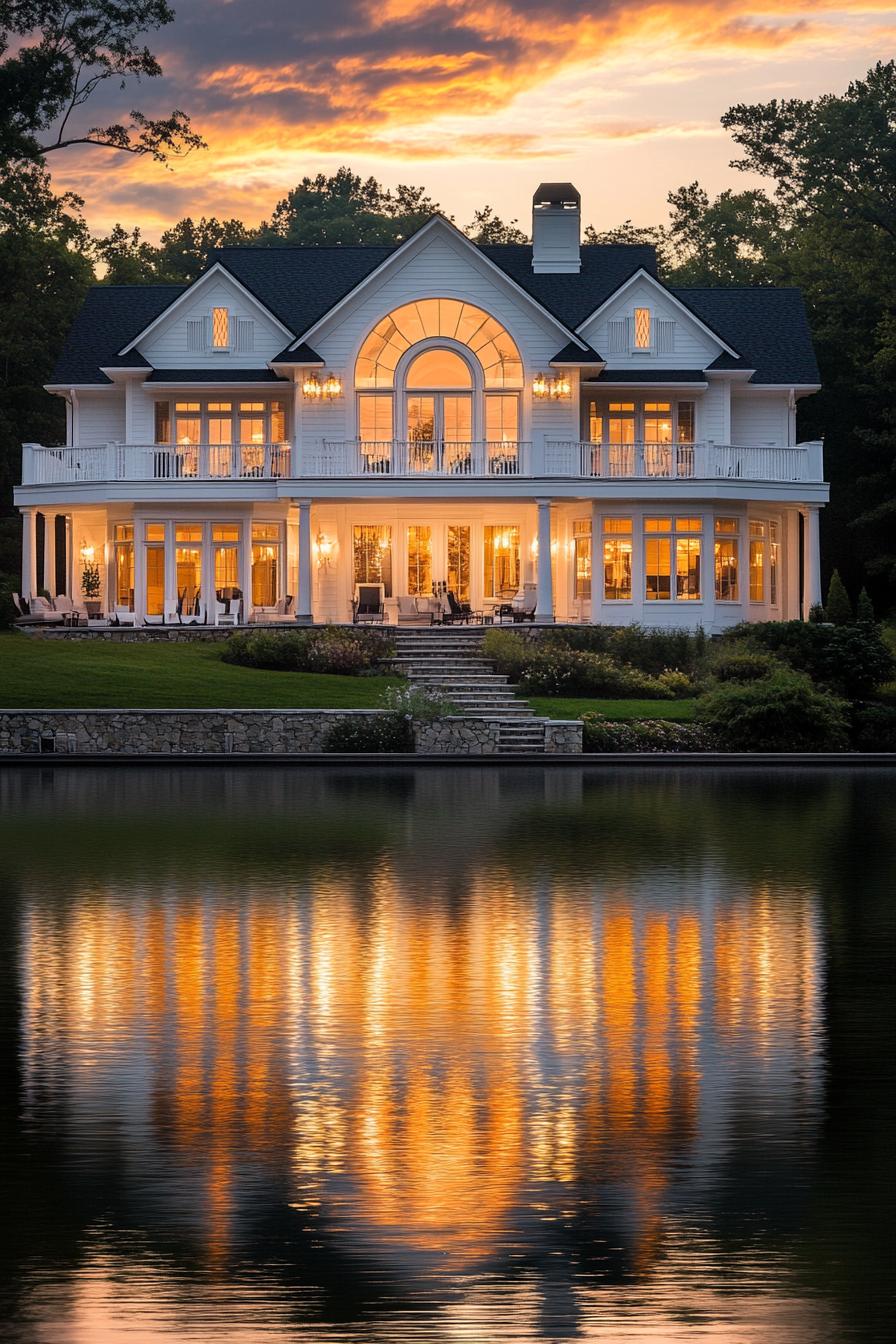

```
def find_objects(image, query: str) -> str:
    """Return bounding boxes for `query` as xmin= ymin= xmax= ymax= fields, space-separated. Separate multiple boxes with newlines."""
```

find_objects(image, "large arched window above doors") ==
xmin=355 ymin=300 xmax=523 ymax=389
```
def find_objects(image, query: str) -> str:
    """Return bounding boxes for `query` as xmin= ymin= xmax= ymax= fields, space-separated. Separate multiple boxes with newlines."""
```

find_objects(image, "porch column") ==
xmin=43 ymin=513 xmax=57 ymax=597
xmin=296 ymin=498 xmax=313 ymax=624
xmin=21 ymin=508 xmax=38 ymax=598
xmin=802 ymin=505 xmax=822 ymax=617
xmin=535 ymin=498 xmax=554 ymax=622
xmin=590 ymin=499 xmax=601 ymax=624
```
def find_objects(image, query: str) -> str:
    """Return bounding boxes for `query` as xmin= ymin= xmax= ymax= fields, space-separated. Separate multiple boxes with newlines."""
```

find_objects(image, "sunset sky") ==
xmin=47 ymin=0 xmax=893 ymax=239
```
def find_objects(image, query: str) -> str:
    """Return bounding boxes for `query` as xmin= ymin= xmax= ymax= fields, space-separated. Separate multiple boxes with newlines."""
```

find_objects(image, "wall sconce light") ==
xmin=550 ymin=374 xmax=572 ymax=399
xmin=532 ymin=372 xmax=548 ymax=398
xmin=315 ymin=532 xmax=333 ymax=569
xmin=79 ymin=540 xmax=95 ymax=564
xmin=322 ymin=372 xmax=342 ymax=399
xmin=302 ymin=373 xmax=322 ymax=399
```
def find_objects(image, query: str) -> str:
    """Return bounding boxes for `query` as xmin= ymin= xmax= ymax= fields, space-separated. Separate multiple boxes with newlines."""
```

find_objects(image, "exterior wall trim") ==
xmin=575 ymin=267 xmax=741 ymax=359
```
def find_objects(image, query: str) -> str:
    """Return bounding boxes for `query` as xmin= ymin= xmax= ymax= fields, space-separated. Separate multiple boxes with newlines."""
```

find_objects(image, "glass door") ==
xmin=406 ymin=395 xmax=435 ymax=473
xmin=442 ymin=395 xmax=473 ymax=473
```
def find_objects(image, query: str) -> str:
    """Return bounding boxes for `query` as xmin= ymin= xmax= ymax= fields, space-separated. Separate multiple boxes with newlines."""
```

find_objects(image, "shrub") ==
xmin=482 ymin=627 xmax=531 ymax=680
xmin=656 ymin=668 xmax=698 ymax=698
xmin=222 ymin=626 xmax=394 ymax=675
xmin=808 ymin=604 xmax=827 ymax=623
xmin=323 ymin=713 xmax=414 ymax=753
xmin=856 ymin=587 xmax=876 ymax=625
xmin=381 ymin=684 xmax=458 ymax=720
xmin=549 ymin=624 xmax=707 ymax=676
xmin=825 ymin=569 xmax=853 ymax=625
xmin=519 ymin=647 xmax=673 ymax=699
xmin=709 ymin=648 xmax=784 ymax=683
xmin=721 ymin=620 xmax=894 ymax=700
xmin=696 ymin=671 xmax=849 ymax=751
xmin=0 ymin=572 xmax=19 ymax=630
xmin=851 ymin=704 xmax=896 ymax=752
xmin=581 ymin=713 xmax=714 ymax=753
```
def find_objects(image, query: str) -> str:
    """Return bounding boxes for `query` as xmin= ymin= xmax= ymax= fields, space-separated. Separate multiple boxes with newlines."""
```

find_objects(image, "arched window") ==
xmin=405 ymin=348 xmax=472 ymax=389
xmin=355 ymin=300 xmax=523 ymax=389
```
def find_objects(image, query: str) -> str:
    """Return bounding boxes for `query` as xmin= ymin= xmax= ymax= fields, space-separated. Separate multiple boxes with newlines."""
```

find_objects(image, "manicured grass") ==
xmin=527 ymin=694 xmax=697 ymax=722
xmin=0 ymin=633 xmax=399 ymax=708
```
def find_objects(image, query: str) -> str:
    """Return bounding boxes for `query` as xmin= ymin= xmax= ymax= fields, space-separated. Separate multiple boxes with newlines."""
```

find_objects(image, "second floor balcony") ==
xmin=21 ymin=437 xmax=825 ymax=488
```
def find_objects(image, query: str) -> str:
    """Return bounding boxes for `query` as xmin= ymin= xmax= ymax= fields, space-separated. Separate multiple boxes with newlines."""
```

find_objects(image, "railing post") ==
xmin=529 ymin=430 xmax=545 ymax=477
xmin=105 ymin=442 xmax=118 ymax=481
xmin=21 ymin=443 xmax=37 ymax=485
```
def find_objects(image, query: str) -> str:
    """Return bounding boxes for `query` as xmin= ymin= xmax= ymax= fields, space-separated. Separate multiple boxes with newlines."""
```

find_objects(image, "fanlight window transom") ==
xmin=356 ymin=300 xmax=523 ymax=389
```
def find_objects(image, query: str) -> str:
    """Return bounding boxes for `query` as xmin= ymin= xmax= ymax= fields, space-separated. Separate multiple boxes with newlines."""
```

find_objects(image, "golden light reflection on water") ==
xmin=20 ymin=862 xmax=823 ymax=1280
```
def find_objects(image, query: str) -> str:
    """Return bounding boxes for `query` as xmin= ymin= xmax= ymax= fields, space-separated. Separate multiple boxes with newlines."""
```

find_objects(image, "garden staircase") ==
xmin=390 ymin=627 xmax=549 ymax=754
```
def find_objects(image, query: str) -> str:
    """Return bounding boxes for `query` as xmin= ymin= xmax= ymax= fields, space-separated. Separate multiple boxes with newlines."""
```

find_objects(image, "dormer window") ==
xmin=634 ymin=307 xmax=651 ymax=349
xmin=212 ymin=307 xmax=229 ymax=350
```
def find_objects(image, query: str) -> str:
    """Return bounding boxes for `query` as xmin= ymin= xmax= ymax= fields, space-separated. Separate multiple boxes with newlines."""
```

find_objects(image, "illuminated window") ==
xmin=113 ymin=524 xmax=134 ymax=609
xmin=212 ymin=307 xmax=229 ymax=349
xmin=144 ymin=525 xmax=164 ymax=616
xmin=749 ymin=520 xmax=766 ymax=602
xmin=213 ymin=524 xmax=240 ymax=594
xmin=356 ymin=301 xmax=522 ymax=389
xmin=677 ymin=401 xmax=695 ymax=443
xmin=251 ymin=523 xmax=281 ymax=607
xmin=769 ymin=521 xmax=779 ymax=607
xmin=645 ymin=516 xmax=701 ymax=601
xmin=634 ymin=307 xmax=651 ymax=349
xmin=447 ymin=524 xmax=471 ymax=604
xmin=573 ymin=518 xmax=591 ymax=600
xmin=603 ymin=518 xmax=632 ymax=601
xmin=715 ymin=519 xmax=739 ymax=601
xmin=174 ymin=525 xmax=202 ymax=618
xmin=675 ymin=536 xmax=702 ymax=600
xmin=354 ymin=525 xmax=392 ymax=597
xmin=484 ymin=525 xmax=520 ymax=599
xmin=407 ymin=525 xmax=432 ymax=596
xmin=358 ymin=395 xmax=394 ymax=443
xmin=405 ymin=348 xmax=472 ymax=388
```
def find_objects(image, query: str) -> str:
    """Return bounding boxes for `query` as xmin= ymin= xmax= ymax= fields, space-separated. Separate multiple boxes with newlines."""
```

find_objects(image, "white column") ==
xmin=535 ymin=498 xmax=554 ymax=622
xmin=803 ymin=505 xmax=822 ymax=617
xmin=43 ymin=513 xmax=56 ymax=596
xmin=590 ymin=499 xmax=601 ymax=624
xmin=784 ymin=508 xmax=801 ymax=620
xmin=296 ymin=498 xmax=313 ymax=624
xmin=21 ymin=508 xmax=37 ymax=598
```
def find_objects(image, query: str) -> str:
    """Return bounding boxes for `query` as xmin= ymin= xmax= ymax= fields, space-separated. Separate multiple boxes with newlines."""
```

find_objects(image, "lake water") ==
xmin=0 ymin=765 xmax=892 ymax=1344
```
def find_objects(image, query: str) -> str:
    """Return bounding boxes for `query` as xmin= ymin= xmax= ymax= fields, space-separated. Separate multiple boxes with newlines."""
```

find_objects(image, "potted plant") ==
xmin=81 ymin=557 xmax=102 ymax=617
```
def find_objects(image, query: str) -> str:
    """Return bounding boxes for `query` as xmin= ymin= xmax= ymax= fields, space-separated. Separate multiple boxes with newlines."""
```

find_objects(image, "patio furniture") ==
xmin=497 ymin=583 xmax=537 ymax=623
xmin=22 ymin=595 xmax=65 ymax=625
xmin=444 ymin=590 xmax=480 ymax=624
xmin=396 ymin=595 xmax=434 ymax=626
xmin=249 ymin=595 xmax=294 ymax=623
xmin=111 ymin=606 xmax=137 ymax=626
xmin=352 ymin=583 xmax=385 ymax=624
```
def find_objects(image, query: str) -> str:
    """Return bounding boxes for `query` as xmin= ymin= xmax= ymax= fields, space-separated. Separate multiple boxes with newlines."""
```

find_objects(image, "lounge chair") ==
xmin=22 ymin=595 xmax=65 ymax=625
xmin=497 ymin=583 xmax=537 ymax=623
xmin=249 ymin=595 xmax=294 ymax=623
xmin=444 ymin=590 xmax=479 ymax=624
xmin=111 ymin=606 xmax=137 ymax=626
xmin=396 ymin=595 xmax=434 ymax=626
xmin=352 ymin=583 xmax=385 ymax=624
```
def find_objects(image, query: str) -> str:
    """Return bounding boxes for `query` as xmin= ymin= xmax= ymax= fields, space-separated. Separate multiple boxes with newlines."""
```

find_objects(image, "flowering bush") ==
xmin=380 ymin=684 xmax=458 ymax=721
xmin=655 ymin=668 xmax=697 ymax=698
xmin=581 ymin=714 xmax=715 ymax=753
xmin=222 ymin=626 xmax=394 ymax=675
xmin=483 ymin=628 xmax=674 ymax=698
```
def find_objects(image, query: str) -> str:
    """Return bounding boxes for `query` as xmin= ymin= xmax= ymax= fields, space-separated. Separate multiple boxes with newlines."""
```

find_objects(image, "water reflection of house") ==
xmin=20 ymin=867 xmax=823 ymax=1276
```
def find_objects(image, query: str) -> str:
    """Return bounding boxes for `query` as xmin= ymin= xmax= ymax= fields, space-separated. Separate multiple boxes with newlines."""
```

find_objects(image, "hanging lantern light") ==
xmin=302 ymin=372 xmax=322 ymax=399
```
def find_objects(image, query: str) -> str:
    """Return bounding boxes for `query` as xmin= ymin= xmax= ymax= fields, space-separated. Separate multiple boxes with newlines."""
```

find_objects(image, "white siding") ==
xmin=699 ymin=382 xmax=728 ymax=443
xmin=731 ymin=392 xmax=790 ymax=446
xmin=136 ymin=274 xmax=287 ymax=368
xmin=76 ymin=391 xmax=126 ymax=444
xmin=578 ymin=277 xmax=722 ymax=369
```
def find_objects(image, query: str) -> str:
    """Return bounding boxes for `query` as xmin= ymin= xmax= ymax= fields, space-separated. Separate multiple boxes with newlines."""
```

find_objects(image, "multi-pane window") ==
xmin=354 ymin=525 xmax=392 ymax=597
xmin=155 ymin=399 xmax=288 ymax=447
xmin=213 ymin=524 xmax=240 ymax=594
xmin=212 ymin=307 xmax=229 ymax=349
xmin=252 ymin=523 xmax=282 ymax=607
xmin=587 ymin=399 xmax=695 ymax=445
xmin=769 ymin=521 xmax=779 ymax=607
xmin=485 ymin=394 xmax=519 ymax=442
xmin=749 ymin=520 xmax=766 ymax=602
xmin=634 ymin=307 xmax=651 ymax=349
xmin=644 ymin=516 xmax=703 ymax=601
xmin=603 ymin=518 xmax=632 ymax=601
xmin=407 ymin=525 xmax=432 ymax=596
xmin=175 ymin=524 xmax=202 ymax=617
xmin=573 ymin=519 xmax=591 ymax=600
xmin=113 ymin=523 xmax=134 ymax=609
xmin=144 ymin=523 xmax=165 ymax=617
xmin=355 ymin=300 xmax=523 ymax=389
xmin=358 ymin=395 xmax=393 ymax=443
xmin=484 ymin=525 xmax=520 ymax=600
xmin=447 ymin=524 xmax=471 ymax=603
xmin=675 ymin=518 xmax=702 ymax=601
xmin=715 ymin=518 xmax=739 ymax=601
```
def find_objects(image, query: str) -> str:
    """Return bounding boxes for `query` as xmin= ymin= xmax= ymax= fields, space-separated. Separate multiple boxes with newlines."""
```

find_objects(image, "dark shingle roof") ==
xmin=550 ymin=341 xmax=603 ymax=364
xmin=51 ymin=242 xmax=819 ymax=388
xmin=589 ymin=369 xmax=708 ymax=383
xmin=51 ymin=285 xmax=185 ymax=383
xmin=672 ymin=288 xmax=820 ymax=384
xmin=146 ymin=368 xmax=289 ymax=383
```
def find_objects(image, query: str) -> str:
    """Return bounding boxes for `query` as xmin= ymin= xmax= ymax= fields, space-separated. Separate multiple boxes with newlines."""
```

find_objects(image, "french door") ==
xmin=406 ymin=393 xmax=472 ymax=472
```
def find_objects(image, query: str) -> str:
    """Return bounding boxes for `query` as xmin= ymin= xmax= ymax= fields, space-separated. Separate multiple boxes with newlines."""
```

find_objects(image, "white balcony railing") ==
xmin=543 ymin=441 xmax=817 ymax=483
xmin=22 ymin=442 xmax=291 ymax=484
xmin=311 ymin=440 xmax=529 ymax=477
xmin=20 ymin=438 xmax=824 ymax=486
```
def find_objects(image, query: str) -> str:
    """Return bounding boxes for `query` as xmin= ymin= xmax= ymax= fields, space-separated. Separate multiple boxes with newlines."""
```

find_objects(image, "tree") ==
xmin=856 ymin=588 xmax=876 ymax=624
xmin=584 ymin=219 xmax=670 ymax=269
xmin=0 ymin=1 xmax=204 ymax=166
xmin=825 ymin=570 xmax=853 ymax=625
xmin=465 ymin=206 xmax=527 ymax=244
xmin=257 ymin=168 xmax=442 ymax=247
xmin=664 ymin=182 xmax=784 ymax=286
xmin=93 ymin=223 xmax=159 ymax=283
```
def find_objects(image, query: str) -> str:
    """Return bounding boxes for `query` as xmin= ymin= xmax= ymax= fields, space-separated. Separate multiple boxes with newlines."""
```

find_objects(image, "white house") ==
xmin=15 ymin=183 xmax=826 ymax=629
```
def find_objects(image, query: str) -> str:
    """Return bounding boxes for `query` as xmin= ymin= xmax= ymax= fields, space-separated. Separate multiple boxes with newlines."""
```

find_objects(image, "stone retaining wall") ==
xmin=0 ymin=710 xmax=571 ymax=755
xmin=544 ymin=721 xmax=584 ymax=753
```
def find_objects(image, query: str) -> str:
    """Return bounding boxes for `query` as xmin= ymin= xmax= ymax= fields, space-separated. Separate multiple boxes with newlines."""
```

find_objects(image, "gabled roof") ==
xmin=588 ymin=368 xmax=708 ymax=384
xmin=49 ymin=239 xmax=819 ymax=389
xmin=674 ymin=288 xmax=820 ymax=385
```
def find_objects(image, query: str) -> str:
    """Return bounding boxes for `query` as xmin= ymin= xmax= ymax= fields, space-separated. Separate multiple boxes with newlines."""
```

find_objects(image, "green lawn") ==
xmin=0 ymin=633 xmax=399 ymax=708
xmin=528 ymin=695 xmax=697 ymax=722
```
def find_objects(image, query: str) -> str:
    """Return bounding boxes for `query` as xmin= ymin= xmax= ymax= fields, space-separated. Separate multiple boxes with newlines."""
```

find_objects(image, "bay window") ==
xmin=645 ymin=516 xmax=703 ymax=601
xmin=644 ymin=518 xmax=672 ymax=601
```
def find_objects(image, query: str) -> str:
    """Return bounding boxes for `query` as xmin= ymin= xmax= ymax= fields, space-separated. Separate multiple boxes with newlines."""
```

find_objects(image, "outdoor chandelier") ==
xmin=532 ymin=372 xmax=572 ymax=400
xmin=302 ymin=371 xmax=342 ymax=400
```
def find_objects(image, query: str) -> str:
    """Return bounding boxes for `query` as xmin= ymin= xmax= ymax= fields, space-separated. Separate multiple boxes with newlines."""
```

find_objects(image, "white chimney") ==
xmin=532 ymin=183 xmax=581 ymax=273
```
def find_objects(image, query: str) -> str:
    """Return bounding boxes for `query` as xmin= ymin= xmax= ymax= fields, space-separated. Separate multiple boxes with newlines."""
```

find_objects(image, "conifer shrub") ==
xmin=825 ymin=569 xmax=853 ymax=625
xmin=696 ymin=670 xmax=849 ymax=751
xmin=856 ymin=587 xmax=876 ymax=625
